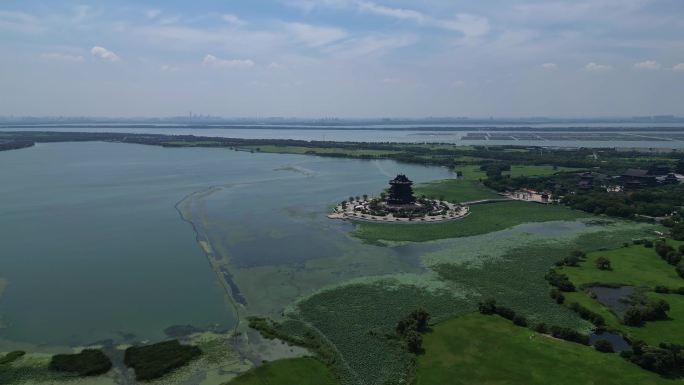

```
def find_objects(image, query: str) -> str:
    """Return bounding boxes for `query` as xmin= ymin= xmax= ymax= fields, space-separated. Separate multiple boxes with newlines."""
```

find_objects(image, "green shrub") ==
xmin=550 ymin=289 xmax=565 ymax=304
xmin=49 ymin=349 xmax=112 ymax=376
xmin=549 ymin=326 xmax=589 ymax=345
xmin=124 ymin=340 xmax=201 ymax=381
xmin=568 ymin=302 xmax=605 ymax=327
xmin=595 ymin=256 xmax=612 ymax=270
xmin=545 ymin=270 xmax=576 ymax=292
xmin=594 ymin=339 xmax=614 ymax=353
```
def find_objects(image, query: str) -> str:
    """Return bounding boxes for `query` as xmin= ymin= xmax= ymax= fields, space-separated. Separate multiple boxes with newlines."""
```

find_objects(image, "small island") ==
xmin=329 ymin=174 xmax=468 ymax=223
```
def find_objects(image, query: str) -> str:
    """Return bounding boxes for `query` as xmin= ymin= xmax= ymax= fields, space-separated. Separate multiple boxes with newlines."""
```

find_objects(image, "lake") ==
xmin=0 ymin=142 xmax=453 ymax=348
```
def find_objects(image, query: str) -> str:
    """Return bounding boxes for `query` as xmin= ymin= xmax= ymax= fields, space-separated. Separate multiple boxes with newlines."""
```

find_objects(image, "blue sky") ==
xmin=1 ymin=0 xmax=683 ymax=117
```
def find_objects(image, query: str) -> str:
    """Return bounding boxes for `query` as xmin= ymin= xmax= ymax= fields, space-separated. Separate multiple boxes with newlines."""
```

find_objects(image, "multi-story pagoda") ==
xmin=387 ymin=174 xmax=416 ymax=205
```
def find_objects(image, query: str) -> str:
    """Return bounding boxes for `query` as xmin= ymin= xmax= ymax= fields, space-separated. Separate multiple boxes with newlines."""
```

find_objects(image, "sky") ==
xmin=1 ymin=0 xmax=683 ymax=118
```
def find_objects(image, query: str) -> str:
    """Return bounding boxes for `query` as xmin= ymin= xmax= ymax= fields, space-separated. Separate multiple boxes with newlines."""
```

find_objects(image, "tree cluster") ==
xmin=545 ymin=270 xmax=576 ymax=292
xmin=124 ymin=340 xmax=202 ymax=381
xmin=568 ymin=302 xmax=606 ymax=327
xmin=395 ymin=309 xmax=430 ymax=354
xmin=623 ymin=299 xmax=670 ymax=327
xmin=555 ymin=250 xmax=586 ymax=267
xmin=549 ymin=325 xmax=590 ymax=345
xmin=49 ymin=349 xmax=112 ymax=377
xmin=622 ymin=341 xmax=684 ymax=376
xmin=478 ymin=299 xmax=528 ymax=327
xmin=654 ymin=242 xmax=684 ymax=279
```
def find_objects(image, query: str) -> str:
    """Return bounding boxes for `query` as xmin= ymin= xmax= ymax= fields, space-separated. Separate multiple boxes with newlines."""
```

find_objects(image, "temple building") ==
xmin=387 ymin=174 xmax=416 ymax=205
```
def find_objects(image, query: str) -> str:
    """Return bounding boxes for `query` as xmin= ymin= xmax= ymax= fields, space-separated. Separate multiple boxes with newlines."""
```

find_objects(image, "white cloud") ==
xmin=585 ymin=62 xmax=611 ymax=71
xmin=40 ymin=52 xmax=84 ymax=62
xmin=290 ymin=1 xmax=489 ymax=39
xmin=146 ymin=9 xmax=162 ymax=19
xmin=634 ymin=60 xmax=660 ymax=70
xmin=437 ymin=14 xmax=490 ymax=38
xmin=91 ymin=46 xmax=120 ymax=61
xmin=451 ymin=80 xmax=466 ymax=88
xmin=324 ymin=34 xmax=417 ymax=58
xmin=221 ymin=14 xmax=246 ymax=26
xmin=673 ymin=63 xmax=684 ymax=72
xmin=541 ymin=63 xmax=558 ymax=70
xmin=202 ymin=54 xmax=255 ymax=69
xmin=357 ymin=1 xmax=425 ymax=23
xmin=0 ymin=10 xmax=44 ymax=34
xmin=285 ymin=22 xmax=347 ymax=47
xmin=160 ymin=64 xmax=179 ymax=72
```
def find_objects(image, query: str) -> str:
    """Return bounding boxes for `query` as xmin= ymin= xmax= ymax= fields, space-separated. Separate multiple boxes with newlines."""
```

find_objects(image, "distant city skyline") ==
xmin=1 ymin=0 xmax=683 ymax=117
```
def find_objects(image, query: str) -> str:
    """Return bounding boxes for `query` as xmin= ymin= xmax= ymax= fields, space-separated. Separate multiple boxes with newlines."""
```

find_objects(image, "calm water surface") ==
xmin=0 ymin=142 xmax=453 ymax=347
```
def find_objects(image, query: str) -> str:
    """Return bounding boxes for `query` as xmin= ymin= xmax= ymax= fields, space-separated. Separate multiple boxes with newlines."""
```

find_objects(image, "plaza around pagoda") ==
xmin=328 ymin=174 xmax=468 ymax=223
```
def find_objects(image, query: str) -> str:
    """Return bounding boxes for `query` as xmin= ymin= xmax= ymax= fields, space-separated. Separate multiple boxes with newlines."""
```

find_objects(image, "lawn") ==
xmin=414 ymin=179 xmax=501 ymax=202
xmin=559 ymin=244 xmax=683 ymax=289
xmin=226 ymin=358 xmax=338 ymax=385
xmin=416 ymin=313 xmax=679 ymax=385
xmin=507 ymin=165 xmax=579 ymax=178
xmin=559 ymin=243 xmax=684 ymax=346
xmin=454 ymin=164 xmax=579 ymax=181
xmin=353 ymin=201 xmax=591 ymax=242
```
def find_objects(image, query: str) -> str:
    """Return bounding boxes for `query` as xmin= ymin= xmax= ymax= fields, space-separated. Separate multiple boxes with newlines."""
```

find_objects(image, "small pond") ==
xmin=589 ymin=286 xmax=635 ymax=315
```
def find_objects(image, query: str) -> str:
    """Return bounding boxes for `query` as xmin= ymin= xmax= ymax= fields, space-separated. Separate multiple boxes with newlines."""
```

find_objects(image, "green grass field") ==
xmin=560 ymin=244 xmax=683 ymax=288
xmin=414 ymin=179 xmax=501 ymax=202
xmin=353 ymin=201 xmax=591 ymax=242
xmin=225 ymin=358 xmax=338 ymax=385
xmin=559 ymin=243 xmax=684 ymax=346
xmin=455 ymin=164 xmax=579 ymax=181
xmin=416 ymin=313 xmax=679 ymax=385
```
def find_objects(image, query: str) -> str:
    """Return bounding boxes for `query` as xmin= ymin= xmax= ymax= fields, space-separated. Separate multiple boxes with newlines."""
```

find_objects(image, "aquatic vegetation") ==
xmin=124 ymin=340 xmax=202 ymax=381
xmin=49 ymin=349 xmax=112 ymax=377
xmin=293 ymin=280 xmax=471 ymax=385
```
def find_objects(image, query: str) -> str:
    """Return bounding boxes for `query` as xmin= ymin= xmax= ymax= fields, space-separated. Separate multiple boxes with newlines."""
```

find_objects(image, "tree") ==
xmin=410 ymin=308 xmax=430 ymax=332
xmin=596 ymin=256 xmax=612 ymax=270
xmin=677 ymin=261 xmax=684 ymax=279
xmin=624 ymin=307 xmax=645 ymax=326
xmin=534 ymin=323 xmax=548 ymax=334
xmin=594 ymin=339 xmax=614 ymax=353
xmin=362 ymin=194 xmax=368 ymax=201
xmin=478 ymin=298 xmax=497 ymax=315
xmin=405 ymin=330 xmax=423 ymax=353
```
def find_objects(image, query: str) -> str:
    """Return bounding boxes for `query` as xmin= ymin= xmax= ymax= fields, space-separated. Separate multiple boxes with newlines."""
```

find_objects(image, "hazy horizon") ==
xmin=1 ymin=0 xmax=683 ymax=117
